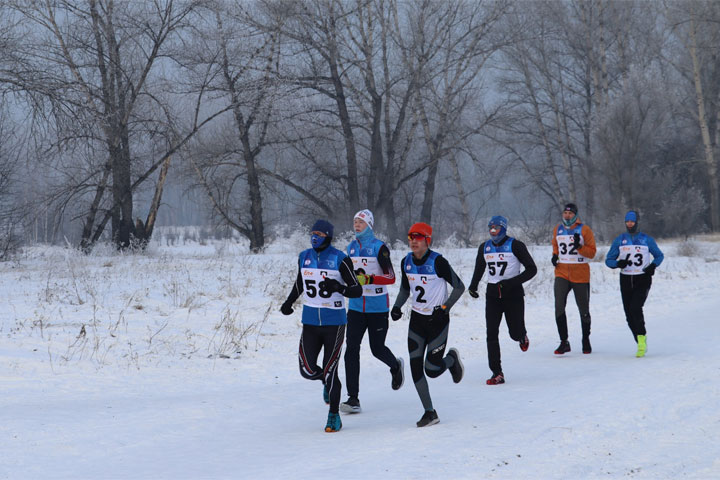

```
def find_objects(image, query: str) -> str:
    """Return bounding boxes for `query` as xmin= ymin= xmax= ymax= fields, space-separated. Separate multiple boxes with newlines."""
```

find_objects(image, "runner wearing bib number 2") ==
xmin=551 ymin=203 xmax=597 ymax=355
xmin=280 ymin=219 xmax=362 ymax=433
xmin=390 ymin=222 xmax=465 ymax=428
xmin=605 ymin=210 xmax=664 ymax=358
xmin=468 ymin=216 xmax=537 ymax=386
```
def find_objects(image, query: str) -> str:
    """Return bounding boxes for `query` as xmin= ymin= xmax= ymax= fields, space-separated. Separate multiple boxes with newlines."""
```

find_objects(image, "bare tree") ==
xmin=493 ymin=0 xmax=661 ymax=226
xmin=664 ymin=1 xmax=720 ymax=232
xmin=408 ymin=0 xmax=509 ymax=227
xmin=178 ymin=1 xmax=286 ymax=252
xmin=6 ymin=0 xmax=212 ymax=250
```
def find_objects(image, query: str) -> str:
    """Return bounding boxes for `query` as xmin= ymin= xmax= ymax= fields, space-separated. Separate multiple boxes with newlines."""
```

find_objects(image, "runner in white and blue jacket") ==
xmin=605 ymin=210 xmax=664 ymax=357
xmin=391 ymin=222 xmax=465 ymax=428
xmin=340 ymin=210 xmax=403 ymax=415
xmin=280 ymin=219 xmax=362 ymax=432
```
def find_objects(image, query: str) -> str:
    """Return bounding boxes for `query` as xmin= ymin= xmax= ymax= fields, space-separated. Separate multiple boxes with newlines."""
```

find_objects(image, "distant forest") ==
xmin=0 ymin=0 xmax=717 ymax=253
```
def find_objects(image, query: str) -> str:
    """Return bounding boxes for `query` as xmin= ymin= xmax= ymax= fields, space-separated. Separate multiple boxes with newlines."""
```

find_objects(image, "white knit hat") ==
xmin=353 ymin=209 xmax=374 ymax=229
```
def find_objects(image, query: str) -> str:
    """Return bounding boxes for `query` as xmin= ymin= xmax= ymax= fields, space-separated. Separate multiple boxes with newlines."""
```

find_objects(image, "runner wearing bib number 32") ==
xmin=390 ymin=222 xmax=465 ymax=428
xmin=280 ymin=219 xmax=362 ymax=433
xmin=551 ymin=203 xmax=597 ymax=355
xmin=605 ymin=210 xmax=664 ymax=358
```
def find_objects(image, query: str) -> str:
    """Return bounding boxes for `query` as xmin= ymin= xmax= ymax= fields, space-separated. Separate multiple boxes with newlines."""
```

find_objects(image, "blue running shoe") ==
xmin=323 ymin=384 xmax=329 ymax=405
xmin=325 ymin=412 xmax=342 ymax=432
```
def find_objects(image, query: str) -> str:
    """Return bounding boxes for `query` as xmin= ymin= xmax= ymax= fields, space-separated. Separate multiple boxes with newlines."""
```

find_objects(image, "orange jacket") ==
xmin=552 ymin=220 xmax=596 ymax=283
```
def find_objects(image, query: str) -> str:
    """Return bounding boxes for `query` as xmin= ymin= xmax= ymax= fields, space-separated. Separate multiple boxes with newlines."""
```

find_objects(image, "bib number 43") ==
xmin=623 ymin=253 xmax=644 ymax=266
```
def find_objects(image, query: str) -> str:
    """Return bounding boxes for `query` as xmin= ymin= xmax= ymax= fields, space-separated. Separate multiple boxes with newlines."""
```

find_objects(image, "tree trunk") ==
xmin=141 ymin=154 xmax=173 ymax=246
xmin=688 ymin=16 xmax=720 ymax=231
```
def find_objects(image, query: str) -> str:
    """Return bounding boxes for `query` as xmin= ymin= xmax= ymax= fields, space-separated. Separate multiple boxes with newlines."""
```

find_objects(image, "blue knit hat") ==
xmin=625 ymin=210 xmax=638 ymax=223
xmin=311 ymin=219 xmax=334 ymax=238
xmin=488 ymin=215 xmax=508 ymax=243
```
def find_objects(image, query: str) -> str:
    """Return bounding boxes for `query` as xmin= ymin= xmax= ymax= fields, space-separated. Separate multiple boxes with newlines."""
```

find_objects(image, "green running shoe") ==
xmin=636 ymin=335 xmax=647 ymax=358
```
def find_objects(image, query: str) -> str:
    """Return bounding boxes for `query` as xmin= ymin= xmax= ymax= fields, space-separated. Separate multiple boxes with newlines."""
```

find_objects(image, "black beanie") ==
xmin=563 ymin=203 xmax=578 ymax=215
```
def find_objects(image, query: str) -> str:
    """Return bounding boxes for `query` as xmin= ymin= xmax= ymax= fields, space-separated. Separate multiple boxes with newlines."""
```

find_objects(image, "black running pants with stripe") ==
xmin=407 ymin=311 xmax=454 ymax=412
xmin=298 ymin=324 xmax=345 ymax=413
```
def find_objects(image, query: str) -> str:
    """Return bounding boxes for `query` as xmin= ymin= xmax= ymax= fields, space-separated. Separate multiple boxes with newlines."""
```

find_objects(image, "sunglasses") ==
xmin=408 ymin=232 xmax=427 ymax=241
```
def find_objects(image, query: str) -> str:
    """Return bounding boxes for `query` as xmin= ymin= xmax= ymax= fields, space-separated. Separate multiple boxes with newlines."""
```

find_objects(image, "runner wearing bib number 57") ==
xmin=551 ymin=203 xmax=597 ymax=355
xmin=468 ymin=216 xmax=537 ymax=386
xmin=605 ymin=210 xmax=664 ymax=358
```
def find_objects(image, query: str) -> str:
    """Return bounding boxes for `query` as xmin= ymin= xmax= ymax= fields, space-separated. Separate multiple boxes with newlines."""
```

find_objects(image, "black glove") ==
xmin=468 ymin=289 xmax=479 ymax=299
xmin=280 ymin=301 xmax=294 ymax=316
xmin=616 ymin=259 xmax=629 ymax=269
xmin=390 ymin=306 xmax=403 ymax=321
xmin=573 ymin=233 xmax=581 ymax=248
xmin=643 ymin=263 xmax=656 ymax=276
xmin=319 ymin=278 xmax=345 ymax=294
xmin=551 ymin=254 xmax=559 ymax=267
xmin=431 ymin=305 xmax=448 ymax=322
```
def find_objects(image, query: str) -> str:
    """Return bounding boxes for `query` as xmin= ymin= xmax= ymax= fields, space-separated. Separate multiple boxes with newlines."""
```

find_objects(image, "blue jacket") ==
xmin=605 ymin=232 xmax=664 ymax=269
xmin=298 ymin=246 xmax=350 ymax=326
xmin=346 ymin=230 xmax=390 ymax=313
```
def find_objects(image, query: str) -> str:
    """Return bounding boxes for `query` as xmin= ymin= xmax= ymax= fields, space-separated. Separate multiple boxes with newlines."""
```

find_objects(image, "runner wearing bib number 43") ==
xmin=605 ymin=210 xmax=664 ymax=358
xmin=551 ymin=203 xmax=597 ymax=355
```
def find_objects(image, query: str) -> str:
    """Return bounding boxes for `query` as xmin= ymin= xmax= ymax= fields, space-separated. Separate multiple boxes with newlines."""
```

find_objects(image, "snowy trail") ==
xmin=1 ymin=241 xmax=719 ymax=479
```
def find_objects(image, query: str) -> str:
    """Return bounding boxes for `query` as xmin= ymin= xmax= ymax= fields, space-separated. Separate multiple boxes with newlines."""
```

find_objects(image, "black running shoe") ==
xmin=447 ymin=348 xmax=464 ymax=383
xmin=554 ymin=340 xmax=571 ymax=355
xmin=416 ymin=409 xmax=439 ymax=428
xmin=519 ymin=335 xmax=530 ymax=352
xmin=486 ymin=372 xmax=505 ymax=385
xmin=582 ymin=336 xmax=592 ymax=354
xmin=391 ymin=357 xmax=404 ymax=390
xmin=339 ymin=396 xmax=362 ymax=414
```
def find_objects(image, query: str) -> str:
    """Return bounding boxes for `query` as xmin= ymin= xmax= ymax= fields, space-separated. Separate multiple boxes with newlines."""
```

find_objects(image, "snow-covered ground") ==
xmin=1 ymin=233 xmax=719 ymax=479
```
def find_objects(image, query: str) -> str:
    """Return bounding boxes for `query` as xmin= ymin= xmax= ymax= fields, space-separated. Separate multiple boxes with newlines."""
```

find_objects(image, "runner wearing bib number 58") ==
xmin=605 ymin=210 xmax=664 ymax=358
xmin=280 ymin=219 xmax=363 ymax=433
xmin=551 ymin=203 xmax=597 ymax=355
